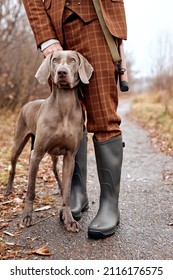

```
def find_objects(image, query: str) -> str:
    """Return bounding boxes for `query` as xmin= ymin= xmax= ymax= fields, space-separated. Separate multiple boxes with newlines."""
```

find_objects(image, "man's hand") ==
xmin=43 ymin=42 xmax=63 ymax=57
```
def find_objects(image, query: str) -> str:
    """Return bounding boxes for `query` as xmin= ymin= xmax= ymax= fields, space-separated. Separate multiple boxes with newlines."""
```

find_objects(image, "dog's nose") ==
xmin=58 ymin=69 xmax=67 ymax=78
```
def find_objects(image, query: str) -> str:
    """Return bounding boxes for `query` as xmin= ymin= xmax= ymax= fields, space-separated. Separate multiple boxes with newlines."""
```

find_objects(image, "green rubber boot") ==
xmin=88 ymin=135 xmax=123 ymax=239
xmin=71 ymin=131 xmax=89 ymax=220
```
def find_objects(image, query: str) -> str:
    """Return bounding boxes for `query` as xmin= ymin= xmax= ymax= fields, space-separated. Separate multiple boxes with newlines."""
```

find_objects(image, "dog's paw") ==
xmin=4 ymin=186 xmax=13 ymax=197
xmin=22 ymin=203 xmax=33 ymax=227
xmin=60 ymin=208 xmax=81 ymax=233
xmin=66 ymin=220 xmax=81 ymax=233
xmin=22 ymin=214 xmax=32 ymax=227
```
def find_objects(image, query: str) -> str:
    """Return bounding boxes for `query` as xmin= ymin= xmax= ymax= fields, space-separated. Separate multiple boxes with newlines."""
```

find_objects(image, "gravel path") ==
xmin=3 ymin=98 xmax=173 ymax=260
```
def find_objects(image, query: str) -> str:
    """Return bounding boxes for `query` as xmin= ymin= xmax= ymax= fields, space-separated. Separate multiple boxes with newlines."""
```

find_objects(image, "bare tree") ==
xmin=0 ymin=0 xmax=49 ymax=109
xmin=0 ymin=0 xmax=22 ymax=45
xmin=149 ymin=34 xmax=173 ymax=112
xmin=150 ymin=34 xmax=173 ymax=92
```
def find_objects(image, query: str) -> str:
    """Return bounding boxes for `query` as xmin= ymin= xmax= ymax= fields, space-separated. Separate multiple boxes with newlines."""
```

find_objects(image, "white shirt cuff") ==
xmin=41 ymin=39 xmax=59 ymax=51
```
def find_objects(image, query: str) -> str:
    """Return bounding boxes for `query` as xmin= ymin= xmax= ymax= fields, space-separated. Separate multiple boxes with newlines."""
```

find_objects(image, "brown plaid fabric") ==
xmin=22 ymin=0 xmax=127 ymax=136
xmin=22 ymin=0 xmax=127 ymax=46
xmin=63 ymin=14 xmax=121 ymax=134
xmin=63 ymin=0 xmax=97 ymax=23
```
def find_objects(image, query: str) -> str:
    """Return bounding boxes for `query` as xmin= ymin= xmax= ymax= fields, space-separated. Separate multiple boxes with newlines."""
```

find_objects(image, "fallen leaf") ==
xmin=34 ymin=205 xmax=51 ymax=212
xmin=50 ymin=211 xmax=57 ymax=216
xmin=13 ymin=197 xmax=23 ymax=204
xmin=18 ymin=223 xmax=25 ymax=229
xmin=0 ymin=241 xmax=8 ymax=254
xmin=2 ymin=200 xmax=13 ymax=205
xmin=0 ymin=222 xmax=10 ymax=230
xmin=28 ymin=245 xmax=51 ymax=256
xmin=5 ymin=242 xmax=15 ymax=246
xmin=3 ymin=231 xmax=15 ymax=237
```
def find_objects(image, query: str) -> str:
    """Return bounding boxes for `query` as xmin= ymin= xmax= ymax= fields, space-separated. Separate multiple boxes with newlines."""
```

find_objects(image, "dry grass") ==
xmin=131 ymin=91 xmax=173 ymax=155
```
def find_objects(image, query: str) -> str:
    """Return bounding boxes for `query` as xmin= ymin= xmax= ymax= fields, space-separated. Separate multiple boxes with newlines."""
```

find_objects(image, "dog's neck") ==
xmin=51 ymin=83 xmax=79 ymax=98
xmin=49 ymin=83 xmax=81 ymax=116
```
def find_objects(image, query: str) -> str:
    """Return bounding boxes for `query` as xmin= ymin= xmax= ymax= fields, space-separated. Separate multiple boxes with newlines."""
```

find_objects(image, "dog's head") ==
xmin=35 ymin=50 xmax=94 ymax=88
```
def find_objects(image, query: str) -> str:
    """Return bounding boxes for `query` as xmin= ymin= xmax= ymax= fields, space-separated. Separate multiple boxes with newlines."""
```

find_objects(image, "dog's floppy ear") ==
xmin=35 ymin=53 xmax=53 ymax=85
xmin=77 ymin=53 xmax=94 ymax=84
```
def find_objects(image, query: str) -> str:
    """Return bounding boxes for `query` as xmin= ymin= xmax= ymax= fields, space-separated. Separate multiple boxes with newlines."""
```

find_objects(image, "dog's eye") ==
xmin=70 ymin=58 xmax=76 ymax=63
xmin=53 ymin=58 xmax=59 ymax=63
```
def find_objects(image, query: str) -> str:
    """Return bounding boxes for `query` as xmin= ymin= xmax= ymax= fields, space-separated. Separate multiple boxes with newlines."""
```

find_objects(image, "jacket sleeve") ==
xmin=22 ymin=0 xmax=57 ymax=48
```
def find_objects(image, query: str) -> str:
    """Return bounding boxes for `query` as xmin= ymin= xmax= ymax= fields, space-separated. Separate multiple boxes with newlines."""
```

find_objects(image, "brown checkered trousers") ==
xmin=63 ymin=14 xmax=121 ymax=136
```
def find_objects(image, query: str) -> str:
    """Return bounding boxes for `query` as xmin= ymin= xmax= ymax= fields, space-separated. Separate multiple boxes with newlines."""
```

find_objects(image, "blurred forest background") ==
xmin=0 ymin=0 xmax=173 ymax=154
xmin=0 ymin=0 xmax=48 ymax=110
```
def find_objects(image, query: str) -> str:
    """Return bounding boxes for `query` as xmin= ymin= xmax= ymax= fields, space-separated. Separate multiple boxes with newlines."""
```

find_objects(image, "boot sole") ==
xmin=88 ymin=228 xmax=116 ymax=239
xmin=88 ymin=221 xmax=120 ymax=239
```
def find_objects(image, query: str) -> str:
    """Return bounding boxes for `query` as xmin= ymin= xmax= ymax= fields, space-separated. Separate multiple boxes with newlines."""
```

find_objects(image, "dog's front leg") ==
xmin=23 ymin=151 xmax=43 ymax=226
xmin=60 ymin=152 xmax=80 ymax=233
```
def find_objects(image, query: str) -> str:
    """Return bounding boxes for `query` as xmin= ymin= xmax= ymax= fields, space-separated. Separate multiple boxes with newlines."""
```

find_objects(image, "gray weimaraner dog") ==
xmin=5 ymin=50 xmax=93 ymax=233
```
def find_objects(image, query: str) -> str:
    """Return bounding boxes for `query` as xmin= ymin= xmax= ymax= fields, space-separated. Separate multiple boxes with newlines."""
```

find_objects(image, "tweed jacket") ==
xmin=23 ymin=0 xmax=127 ymax=47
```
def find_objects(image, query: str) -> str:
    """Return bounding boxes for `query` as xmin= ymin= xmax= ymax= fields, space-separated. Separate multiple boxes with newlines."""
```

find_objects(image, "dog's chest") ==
xmin=47 ymin=129 xmax=82 ymax=156
xmin=35 ymin=94 xmax=83 ymax=155
xmin=37 ymin=114 xmax=83 ymax=155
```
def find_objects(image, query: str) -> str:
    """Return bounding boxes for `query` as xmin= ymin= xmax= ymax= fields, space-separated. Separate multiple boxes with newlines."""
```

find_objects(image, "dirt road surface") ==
xmin=2 ymin=98 xmax=173 ymax=260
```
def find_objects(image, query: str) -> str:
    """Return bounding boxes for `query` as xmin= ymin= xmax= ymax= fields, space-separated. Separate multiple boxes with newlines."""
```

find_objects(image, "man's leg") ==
xmin=63 ymin=17 xmax=123 ymax=234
